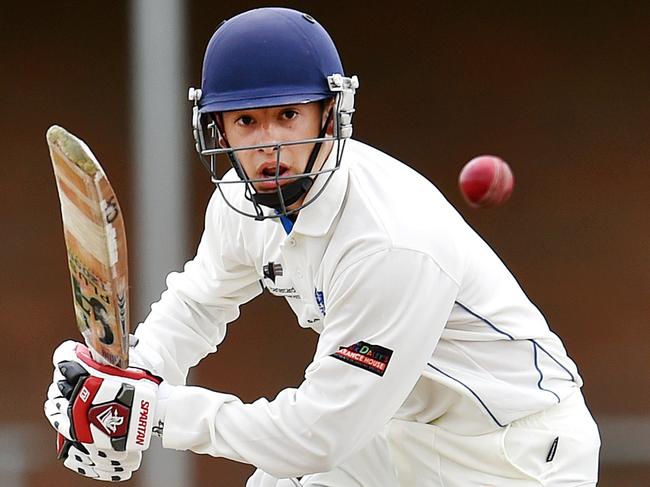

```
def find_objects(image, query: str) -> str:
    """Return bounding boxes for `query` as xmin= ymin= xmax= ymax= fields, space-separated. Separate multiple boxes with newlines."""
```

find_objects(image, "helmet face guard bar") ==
xmin=189 ymin=74 xmax=359 ymax=220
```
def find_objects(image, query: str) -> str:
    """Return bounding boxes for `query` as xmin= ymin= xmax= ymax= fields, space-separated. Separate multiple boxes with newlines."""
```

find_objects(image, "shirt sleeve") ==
xmin=132 ymin=192 xmax=263 ymax=385
xmin=161 ymin=248 xmax=459 ymax=478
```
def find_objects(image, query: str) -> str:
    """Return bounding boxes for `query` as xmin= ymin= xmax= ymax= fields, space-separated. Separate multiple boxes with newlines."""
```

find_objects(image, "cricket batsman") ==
xmin=45 ymin=7 xmax=600 ymax=485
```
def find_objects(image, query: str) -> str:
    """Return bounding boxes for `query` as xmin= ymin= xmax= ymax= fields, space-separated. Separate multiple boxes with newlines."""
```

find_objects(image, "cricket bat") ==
xmin=47 ymin=125 xmax=129 ymax=369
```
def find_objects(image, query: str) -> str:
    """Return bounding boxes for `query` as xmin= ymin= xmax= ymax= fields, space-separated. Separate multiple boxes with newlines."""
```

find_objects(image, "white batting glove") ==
xmin=44 ymin=341 xmax=170 ymax=455
xmin=59 ymin=439 xmax=142 ymax=482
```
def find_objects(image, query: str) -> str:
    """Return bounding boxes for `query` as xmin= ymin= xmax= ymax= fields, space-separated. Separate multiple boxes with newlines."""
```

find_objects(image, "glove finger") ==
xmin=51 ymin=364 xmax=77 ymax=399
xmin=53 ymin=340 xmax=81 ymax=367
xmin=63 ymin=453 xmax=99 ymax=479
xmin=52 ymin=363 xmax=65 ymax=383
xmin=57 ymin=360 xmax=90 ymax=389
xmin=94 ymin=467 xmax=134 ymax=482
xmin=64 ymin=444 xmax=134 ymax=482
xmin=47 ymin=380 xmax=68 ymax=403
xmin=44 ymin=397 xmax=73 ymax=440
xmin=87 ymin=447 xmax=128 ymax=468
xmin=118 ymin=450 xmax=142 ymax=470
xmin=88 ymin=448 xmax=142 ymax=471
xmin=65 ymin=443 xmax=96 ymax=466
xmin=46 ymin=382 xmax=62 ymax=403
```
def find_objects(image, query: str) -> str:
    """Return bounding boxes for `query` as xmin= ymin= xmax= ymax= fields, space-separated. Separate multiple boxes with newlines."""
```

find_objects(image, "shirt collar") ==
xmin=291 ymin=140 xmax=350 ymax=237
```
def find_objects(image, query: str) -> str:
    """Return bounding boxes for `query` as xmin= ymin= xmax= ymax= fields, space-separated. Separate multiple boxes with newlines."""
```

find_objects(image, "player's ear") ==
xmin=322 ymin=98 xmax=335 ymax=135
xmin=212 ymin=113 xmax=228 ymax=148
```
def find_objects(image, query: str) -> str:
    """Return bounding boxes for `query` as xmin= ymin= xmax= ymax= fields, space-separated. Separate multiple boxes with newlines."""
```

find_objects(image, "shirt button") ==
xmin=296 ymin=270 xmax=303 ymax=279
xmin=287 ymin=238 xmax=296 ymax=247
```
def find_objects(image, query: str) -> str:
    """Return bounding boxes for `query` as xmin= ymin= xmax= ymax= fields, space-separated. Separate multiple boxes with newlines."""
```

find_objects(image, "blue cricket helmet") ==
xmin=199 ymin=8 xmax=345 ymax=113
xmin=189 ymin=7 xmax=359 ymax=220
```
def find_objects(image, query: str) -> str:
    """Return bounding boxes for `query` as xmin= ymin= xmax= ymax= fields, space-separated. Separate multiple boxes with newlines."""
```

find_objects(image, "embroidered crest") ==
xmin=314 ymin=289 xmax=326 ymax=316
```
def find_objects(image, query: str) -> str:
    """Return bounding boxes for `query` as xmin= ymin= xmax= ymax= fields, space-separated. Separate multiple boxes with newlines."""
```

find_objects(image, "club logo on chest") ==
xmin=263 ymin=261 xmax=283 ymax=283
xmin=262 ymin=261 xmax=301 ymax=298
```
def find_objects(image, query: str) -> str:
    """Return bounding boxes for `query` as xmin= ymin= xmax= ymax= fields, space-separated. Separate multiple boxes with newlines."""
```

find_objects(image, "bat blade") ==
xmin=47 ymin=125 xmax=129 ymax=369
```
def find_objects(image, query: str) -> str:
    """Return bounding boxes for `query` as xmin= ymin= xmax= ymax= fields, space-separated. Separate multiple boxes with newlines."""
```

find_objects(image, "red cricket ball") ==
xmin=458 ymin=155 xmax=514 ymax=208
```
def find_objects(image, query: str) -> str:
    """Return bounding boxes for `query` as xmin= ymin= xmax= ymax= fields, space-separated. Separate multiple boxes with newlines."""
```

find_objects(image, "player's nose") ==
xmin=255 ymin=122 xmax=282 ymax=150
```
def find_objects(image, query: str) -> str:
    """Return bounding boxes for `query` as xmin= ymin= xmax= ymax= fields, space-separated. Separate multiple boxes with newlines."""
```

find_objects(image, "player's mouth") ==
xmin=255 ymin=162 xmax=293 ymax=191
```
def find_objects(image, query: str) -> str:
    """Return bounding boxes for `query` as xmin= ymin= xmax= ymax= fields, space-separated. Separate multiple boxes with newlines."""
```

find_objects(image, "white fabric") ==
xmin=387 ymin=390 xmax=600 ymax=486
xmin=246 ymin=471 xmax=301 ymax=487
xmin=246 ymin=391 xmax=599 ymax=487
xmin=134 ymin=139 xmax=594 ymax=479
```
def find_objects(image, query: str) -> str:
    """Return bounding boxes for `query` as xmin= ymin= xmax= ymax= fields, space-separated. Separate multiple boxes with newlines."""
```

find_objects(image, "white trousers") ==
xmin=246 ymin=391 xmax=600 ymax=487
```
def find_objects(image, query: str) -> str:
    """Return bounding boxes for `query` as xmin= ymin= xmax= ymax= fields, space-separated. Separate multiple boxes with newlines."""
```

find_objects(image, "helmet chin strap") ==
xmin=252 ymin=175 xmax=314 ymax=209
xmin=252 ymin=108 xmax=333 ymax=212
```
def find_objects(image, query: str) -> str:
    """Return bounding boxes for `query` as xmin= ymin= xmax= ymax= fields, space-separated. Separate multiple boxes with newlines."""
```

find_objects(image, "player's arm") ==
xmin=44 ymin=187 xmax=261 ymax=475
xmin=160 ymin=248 xmax=459 ymax=477
xmin=131 ymin=190 xmax=262 ymax=384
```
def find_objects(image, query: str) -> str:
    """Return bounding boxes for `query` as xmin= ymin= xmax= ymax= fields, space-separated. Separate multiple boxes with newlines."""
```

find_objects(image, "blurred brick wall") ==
xmin=1 ymin=2 xmax=647 ymax=485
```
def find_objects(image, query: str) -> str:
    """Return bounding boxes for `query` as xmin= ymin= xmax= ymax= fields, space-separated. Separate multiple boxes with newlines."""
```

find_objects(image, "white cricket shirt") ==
xmin=134 ymin=139 xmax=582 ymax=478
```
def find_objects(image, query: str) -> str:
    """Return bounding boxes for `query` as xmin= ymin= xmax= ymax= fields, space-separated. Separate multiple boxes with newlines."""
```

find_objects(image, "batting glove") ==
xmin=58 ymin=438 xmax=142 ymax=482
xmin=44 ymin=340 xmax=170 ymax=455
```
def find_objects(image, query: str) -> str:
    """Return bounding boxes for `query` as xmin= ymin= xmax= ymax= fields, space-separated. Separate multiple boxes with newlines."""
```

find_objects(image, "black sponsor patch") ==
xmin=330 ymin=341 xmax=393 ymax=376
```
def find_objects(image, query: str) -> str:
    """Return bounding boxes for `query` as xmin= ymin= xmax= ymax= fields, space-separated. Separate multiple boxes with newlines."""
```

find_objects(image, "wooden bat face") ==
xmin=47 ymin=125 xmax=129 ymax=369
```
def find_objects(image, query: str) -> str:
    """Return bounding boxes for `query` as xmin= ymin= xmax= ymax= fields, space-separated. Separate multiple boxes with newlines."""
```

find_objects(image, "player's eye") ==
xmin=282 ymin=109 xmax=298 ymax=121
xmin=236 ymin=115 xmax=254 ymax=126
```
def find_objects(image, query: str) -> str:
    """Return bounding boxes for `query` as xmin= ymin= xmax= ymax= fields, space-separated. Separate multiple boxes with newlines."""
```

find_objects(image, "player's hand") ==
xmin=58 ymin=438 xmax=142 ymax=482
xmin=44 ymin=340 xmax=165 ymax=454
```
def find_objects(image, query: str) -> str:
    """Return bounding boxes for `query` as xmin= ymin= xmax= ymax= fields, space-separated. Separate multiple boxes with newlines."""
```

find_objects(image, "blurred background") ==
xmin=1 ymin=1 xmax=648 ymax=485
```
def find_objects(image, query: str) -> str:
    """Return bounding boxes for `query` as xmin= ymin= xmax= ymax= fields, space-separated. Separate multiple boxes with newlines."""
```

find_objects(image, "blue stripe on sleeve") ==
xmin=455 ymin=301 xmax=515 ymax=340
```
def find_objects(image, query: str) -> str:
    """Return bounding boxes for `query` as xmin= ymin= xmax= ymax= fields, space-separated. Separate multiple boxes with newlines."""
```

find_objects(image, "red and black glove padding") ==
xmin=45 ymin=341 xmax=164 ymax=457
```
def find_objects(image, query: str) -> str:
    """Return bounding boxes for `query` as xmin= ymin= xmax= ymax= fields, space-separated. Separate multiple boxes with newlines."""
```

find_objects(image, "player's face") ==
xmin=221 ymin=102 xmax=332 ymax=202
